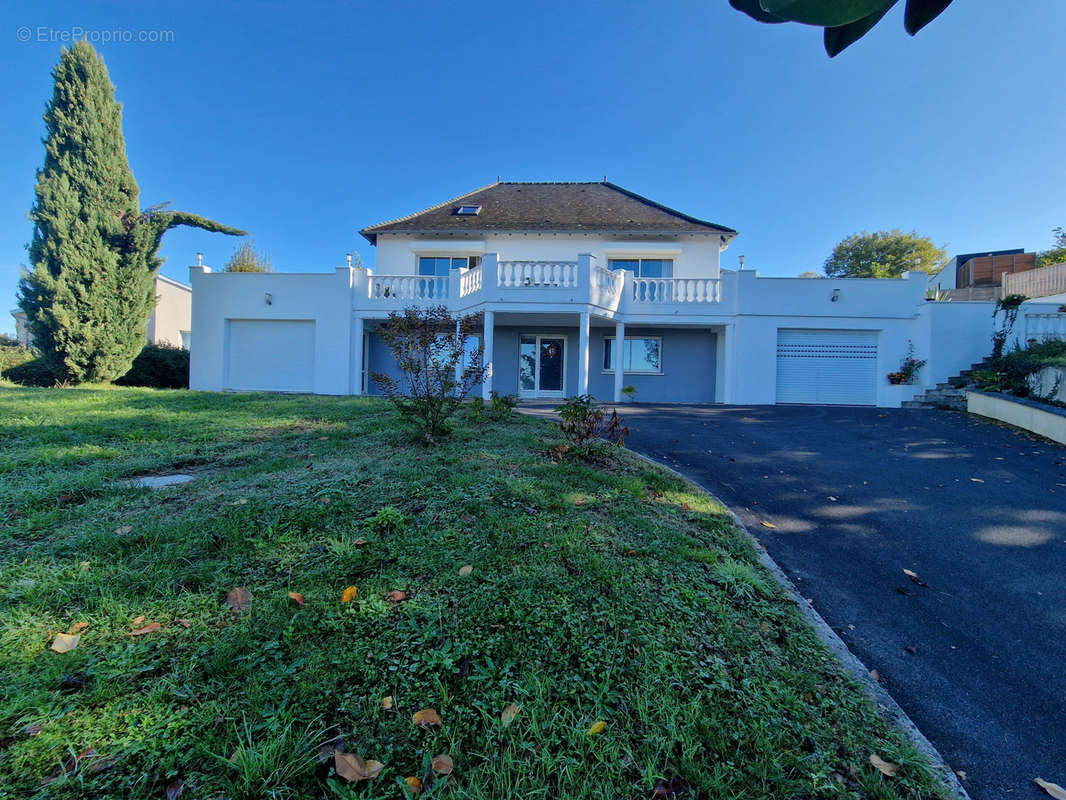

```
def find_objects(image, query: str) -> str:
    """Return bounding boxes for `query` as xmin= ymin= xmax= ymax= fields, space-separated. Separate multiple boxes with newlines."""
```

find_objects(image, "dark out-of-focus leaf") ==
xmin=903 ymin=0 xmax=953 ymax=35
xmin=760 ymin=0 xmax=893 ymax=27
xmin=729 ymin=0 xmax=785 ymax=23
xmin=825 ymin=1 xmax=898 ymax=56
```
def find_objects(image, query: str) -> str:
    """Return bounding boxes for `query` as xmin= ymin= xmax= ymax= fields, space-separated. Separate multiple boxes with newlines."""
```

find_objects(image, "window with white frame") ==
xmin=417 ymin=255 xmax=482 ymax=276
xmin=603 ymin=336 xmax=662 ymax=374
xmin=607 ymin=258 xmax=673 ymax=278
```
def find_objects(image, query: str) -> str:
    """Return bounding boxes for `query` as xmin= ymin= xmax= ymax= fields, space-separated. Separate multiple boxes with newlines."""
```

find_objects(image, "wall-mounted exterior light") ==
xmin=264 ymin=292 xmax=272 ymax=306
xmin=830 ymin=288 xmax=840 ymax=302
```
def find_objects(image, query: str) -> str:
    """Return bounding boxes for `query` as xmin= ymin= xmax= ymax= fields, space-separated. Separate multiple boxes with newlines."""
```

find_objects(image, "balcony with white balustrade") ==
xmin=356 ymin=252 xmax=722 ymax=320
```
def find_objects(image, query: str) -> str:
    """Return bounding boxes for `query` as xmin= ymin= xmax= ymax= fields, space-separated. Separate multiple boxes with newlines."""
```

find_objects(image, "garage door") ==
xmin=776 ymin=329 xmax=878 ymax=405
xmin=226 ymin=320 xmax=315 ymax=392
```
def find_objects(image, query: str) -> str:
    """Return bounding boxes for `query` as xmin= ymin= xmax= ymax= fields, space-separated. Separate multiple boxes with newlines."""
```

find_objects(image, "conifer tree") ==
xmin=18 ymin=41 xmax=244 ymax=383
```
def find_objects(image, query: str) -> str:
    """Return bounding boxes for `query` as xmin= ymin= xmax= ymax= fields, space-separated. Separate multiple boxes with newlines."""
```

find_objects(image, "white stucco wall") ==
xmin=189 ymin=267 xmax=354 ymax=394
xmin=373 ymin=233 xmax=724 ymax=279
xmin=188 ymin=255 xmax=997 ymax=408
xmin=147 ymin=275 xmax=192 ymax=348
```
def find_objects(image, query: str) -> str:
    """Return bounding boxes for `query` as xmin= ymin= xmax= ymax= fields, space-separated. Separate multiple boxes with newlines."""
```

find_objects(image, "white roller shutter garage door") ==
xmin=226 ymin=320 xmax=315 ymax=392
xmin=776 ymin=329 xmax=878 ymax=405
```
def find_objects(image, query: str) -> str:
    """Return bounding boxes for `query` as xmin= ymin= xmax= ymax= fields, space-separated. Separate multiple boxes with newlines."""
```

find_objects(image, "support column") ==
xmin=613 ymin=320 xmax=625 ymax=402
xmin=454 ymin=319 xmax=463 ymax=391
xmin=482 ymin=310 xmax=494 ymax=400
xmin=351 ymin=317 xmax=365 ymax=395
xmin=577 ymin=311 xmax=590 ymax=396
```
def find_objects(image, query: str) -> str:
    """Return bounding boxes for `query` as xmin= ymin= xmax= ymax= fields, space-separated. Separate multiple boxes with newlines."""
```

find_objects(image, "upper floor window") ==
xmin=418 ymin=255 xmax=481 ymax=276
xmin=608 ymin=258 xmax=673 ymax=278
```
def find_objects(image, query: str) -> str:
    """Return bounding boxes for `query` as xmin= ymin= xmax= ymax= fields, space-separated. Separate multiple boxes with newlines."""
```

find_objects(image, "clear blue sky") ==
xmin=2 ymin=0 xmax=1064 ymax=335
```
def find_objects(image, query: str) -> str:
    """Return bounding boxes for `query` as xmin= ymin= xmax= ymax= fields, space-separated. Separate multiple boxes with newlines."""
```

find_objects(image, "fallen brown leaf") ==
xmin=334 ymin=752 xmax=384 ymax=782
xmin=287 ymin=591 xmax=305 ymax=607
xmin=50 ymin=633 xmax=80 ymax=653
xmin=869 ymin=669 xmax=880 ymax=682
xmin=130 ymin=622 xmax=161 ymax=636
xmin=1035 ymin=778 xmax=1066 ymax=800
xmin=405 ymin=776 xmax=422 ymax=795
xmin=386 ymin=590 xmax=407 ymax=603
xmin=500 ymin=703 xmax=519 ymax=728
xmin=114 ymin=525 xmax=133 ymax=535
xmin=412 ymin=708 xmax=442 ymax=727
xmin=760 ymin=521 xmax=777 ymax=529
xmin=340 ymin=586 xmax=358 ymax=603
xmin=458 ymin=565 xmax=473 ymax=577
xmin=586 ymin=720 xmax=606 ymax=736
xmin=354 ymin=538 xmax=368 ymax=546
xmin=869 ymin=753 xmax=899 ymax=777
xmin=70 ymin=621 xmax=89 ymax=634
xmin=176 ymin=618 xmax=191 ymax=628
xmin=166 ymin=778 xmax=184 ymax=799
xmin=131 ymin=615 xmax=146 ymax=626
xmin=381 ymin=696 xmax=393 ymax=710
xmin=226 ymin=587 xmax=252 ymax=611
xmin=431 ymin=754 xmax=454 ymax=775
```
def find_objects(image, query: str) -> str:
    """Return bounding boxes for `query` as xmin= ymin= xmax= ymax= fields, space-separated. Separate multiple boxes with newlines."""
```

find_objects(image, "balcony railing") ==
xmin=632 ymin=277 xmax=720 ymax=304
xmin=369 ymin=274 xmax=448 ymax=301
xmin=362 ymin=254 xmax=722 ymax=311
xmin=498 ymin=260 xmax=578 ymax=288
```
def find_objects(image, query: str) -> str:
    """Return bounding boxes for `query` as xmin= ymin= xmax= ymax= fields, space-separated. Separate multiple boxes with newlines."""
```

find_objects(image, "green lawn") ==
xmin=0 ymin=386 xmax=950 ymax=799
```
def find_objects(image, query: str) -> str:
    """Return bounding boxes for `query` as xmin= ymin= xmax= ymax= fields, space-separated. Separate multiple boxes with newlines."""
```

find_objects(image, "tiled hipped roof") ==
xmin=360 ymin=182 xmax=736 ymax=244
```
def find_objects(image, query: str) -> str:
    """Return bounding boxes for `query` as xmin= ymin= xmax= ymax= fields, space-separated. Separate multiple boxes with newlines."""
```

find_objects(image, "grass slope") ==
xmin=0 ymin=386 xmax=950 ymax=799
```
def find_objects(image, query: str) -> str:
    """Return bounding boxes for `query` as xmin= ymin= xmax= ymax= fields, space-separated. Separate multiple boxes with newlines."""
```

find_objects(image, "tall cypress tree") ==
xmin=18 ymin=42 xmax=244 ymax=383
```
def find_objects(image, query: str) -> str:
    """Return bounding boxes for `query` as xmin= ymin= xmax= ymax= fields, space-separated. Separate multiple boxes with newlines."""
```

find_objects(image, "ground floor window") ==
xmin=603 ymin=336 xmax=662 ymax=374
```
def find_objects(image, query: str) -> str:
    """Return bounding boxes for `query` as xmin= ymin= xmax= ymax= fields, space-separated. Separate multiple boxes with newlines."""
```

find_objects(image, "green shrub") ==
xmin=974 ymin=339 xmax=1066 ymax=399
xmin=115 ymin=344 xmax=190 ymax=389
xmin=555 ymin=394 xmax=630 ymax=459
xmin=3 ymin=356 xmax=59 ymax=386
xmin=0 ymin=340 xmax=39 ymax=376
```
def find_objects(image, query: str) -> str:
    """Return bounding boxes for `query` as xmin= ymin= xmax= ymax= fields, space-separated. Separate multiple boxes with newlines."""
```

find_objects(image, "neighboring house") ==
xmin=929 ymin=248 xmax=1037 ymax=300
xmin=190 ymin=181 xmax=998 ymax=407
xmin=11 ymin=309 xmax=31 ymax=347
xmin=147 ymin=274 xmax=193 ymax=349
xmin=10 ymin=274 xmax=192 ymax=350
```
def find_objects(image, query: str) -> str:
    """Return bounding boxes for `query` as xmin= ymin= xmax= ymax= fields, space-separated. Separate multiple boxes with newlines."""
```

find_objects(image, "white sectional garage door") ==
xmin=776 ymin=329 xmax=878 ymax=405
xmin=226 ymin=320 xmax=315 ymax=392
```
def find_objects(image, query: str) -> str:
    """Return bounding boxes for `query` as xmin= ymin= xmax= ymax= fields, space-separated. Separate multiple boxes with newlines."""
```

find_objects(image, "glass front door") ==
xmin=518 ymin=335 xmax=566 ymax=397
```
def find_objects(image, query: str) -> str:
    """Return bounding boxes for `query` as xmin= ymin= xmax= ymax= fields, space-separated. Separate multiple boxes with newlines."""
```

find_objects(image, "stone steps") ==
xmin=903 ymin=356 xmax=997 ymax=410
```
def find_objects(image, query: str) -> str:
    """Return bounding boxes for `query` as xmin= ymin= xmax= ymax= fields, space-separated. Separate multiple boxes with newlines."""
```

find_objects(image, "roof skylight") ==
xmin=455 ymin=205 xmax=482 ymax=216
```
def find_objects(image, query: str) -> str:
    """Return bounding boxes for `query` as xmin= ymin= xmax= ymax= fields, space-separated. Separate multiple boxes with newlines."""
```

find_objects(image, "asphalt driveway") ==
xmin=614 ymin=404 xmax=1064 ymax=800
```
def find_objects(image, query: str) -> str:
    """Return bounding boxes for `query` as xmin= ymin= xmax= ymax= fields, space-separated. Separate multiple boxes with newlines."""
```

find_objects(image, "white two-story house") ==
xmin=189 ymin=181 xmax=998 ymax=407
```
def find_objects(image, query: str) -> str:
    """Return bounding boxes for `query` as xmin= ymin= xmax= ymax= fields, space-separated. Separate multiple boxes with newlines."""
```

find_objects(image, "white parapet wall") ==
xmin=189 ymin=266 xmax=355 ymax=394
xmin=967 ymin=390 xmax=1066 ymax=445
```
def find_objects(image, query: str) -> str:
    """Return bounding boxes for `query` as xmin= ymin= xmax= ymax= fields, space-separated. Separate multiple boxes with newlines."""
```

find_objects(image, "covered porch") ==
xmin=358 ymin=310 xmax=730 ymax=404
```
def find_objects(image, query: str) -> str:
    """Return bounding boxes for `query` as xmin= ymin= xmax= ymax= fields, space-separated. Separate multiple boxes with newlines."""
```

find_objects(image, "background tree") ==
xmin=223 ymin=240 xmax=273 ymax=272
xmin=823 ymin=229 xmax=946 ymax=278
xmin=729 ymin=0 xmax=954 ymax=57
xmin=17 ymin=41 xmax=244 ymax=384
xmin=1036 ymin=227 xmax=1066 ymax=267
